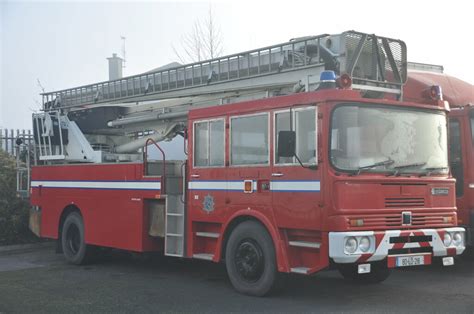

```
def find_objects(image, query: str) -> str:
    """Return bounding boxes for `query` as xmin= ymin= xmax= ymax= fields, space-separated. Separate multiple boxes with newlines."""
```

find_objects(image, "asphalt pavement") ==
xmin=0 ymin=243 xmax=473 ymax=313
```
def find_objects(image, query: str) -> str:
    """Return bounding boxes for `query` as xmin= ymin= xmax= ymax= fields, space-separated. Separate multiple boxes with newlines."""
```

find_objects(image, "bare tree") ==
xmin=173 ymin=6 xmax=223 ymax=63
xmin=202 ymin=6 xmax=223 ymax=60
xmin=31 ymin=79 xmax=46 ymax=111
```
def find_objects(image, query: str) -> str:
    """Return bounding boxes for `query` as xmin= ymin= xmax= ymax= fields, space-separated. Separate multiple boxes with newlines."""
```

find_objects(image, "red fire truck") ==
xmin=27 ymin=31 xmax=465 ymax=296
xmin=404 ymin=62 xmax=474 ymax=248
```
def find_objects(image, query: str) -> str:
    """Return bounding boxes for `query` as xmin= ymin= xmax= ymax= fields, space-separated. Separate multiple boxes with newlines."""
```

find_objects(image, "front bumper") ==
xmin=329 ymin=227 xmax=465 ymax=264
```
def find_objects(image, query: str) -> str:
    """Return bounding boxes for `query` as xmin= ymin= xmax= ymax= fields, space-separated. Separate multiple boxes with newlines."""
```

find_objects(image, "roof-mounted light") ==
xmin=338 ymin=73 xmax=352 ymax=89
xmin=320 ymin=70 xmax=337 ymax=82
xmin=430 ymin=85 xmax=443 ymax=100
xmin=317 ymin=71 xmax=337 ymax=90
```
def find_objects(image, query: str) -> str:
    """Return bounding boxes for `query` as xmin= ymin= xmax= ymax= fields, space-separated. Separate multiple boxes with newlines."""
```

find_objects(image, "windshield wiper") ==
xmin=386 ymin=162 xmax=427 ymax=177
xmin=350 ymin=159 xmax=395 ymax=176
xmin=393 ymin=162 xmax=427 ymax=169
xmin=419 ymin=166 xmax=449 ymax=177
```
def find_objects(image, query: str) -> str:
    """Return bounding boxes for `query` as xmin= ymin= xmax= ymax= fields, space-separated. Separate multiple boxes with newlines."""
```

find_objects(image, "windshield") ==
xmin=330 ymin=104 xmax=448 ymax=174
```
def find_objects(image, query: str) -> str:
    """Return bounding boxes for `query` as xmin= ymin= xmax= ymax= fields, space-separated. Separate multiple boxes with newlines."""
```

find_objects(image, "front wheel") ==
xmin=225 ymin=221 xmax=279 ymax=296
xmin=337 ymin=261 xmax=390 ymax=284
xmin=61 ymin=212 xmax=93 ymax=265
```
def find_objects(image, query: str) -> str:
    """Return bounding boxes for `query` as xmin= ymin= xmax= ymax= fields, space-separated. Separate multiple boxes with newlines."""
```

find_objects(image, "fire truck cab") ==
xmin=404 ymin=63 xmax=474 ymax=247
xmin=449 ymin=105 xmax=474 ymax=245
xmin=28 ymin=31 xmax=466 ymax=296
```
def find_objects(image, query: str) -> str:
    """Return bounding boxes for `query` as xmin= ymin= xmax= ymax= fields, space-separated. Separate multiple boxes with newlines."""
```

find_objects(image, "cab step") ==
xmin=193 ymin=253 xmax=214 ymax=261
xmin=289 ymin=241 xmax=321 ymax=249
xmin=195 ymin=232 xmax=220 ymax=238
xmin=290 ymin=267 xmax=310 ymax=274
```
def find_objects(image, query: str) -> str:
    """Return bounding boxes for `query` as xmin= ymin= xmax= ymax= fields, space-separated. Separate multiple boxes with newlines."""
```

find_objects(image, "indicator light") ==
xmin=244 ymin=180 xmax=253 ymax=193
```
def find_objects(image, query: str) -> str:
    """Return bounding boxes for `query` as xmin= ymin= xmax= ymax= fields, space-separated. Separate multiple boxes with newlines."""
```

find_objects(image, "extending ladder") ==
xmin=42 ymin=31 xmax=407 ymax=112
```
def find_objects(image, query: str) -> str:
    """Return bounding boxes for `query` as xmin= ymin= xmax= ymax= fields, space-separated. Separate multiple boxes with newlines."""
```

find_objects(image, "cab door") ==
xmin=188 ymin=117 xmax=227 ymax=223
xmin=449 ymin=118 xmax=464 ymax=198
xmin=271 ymin=106 xmax=322 ymax=230
xmin=226 ymin=112 xmax=272 ymax=217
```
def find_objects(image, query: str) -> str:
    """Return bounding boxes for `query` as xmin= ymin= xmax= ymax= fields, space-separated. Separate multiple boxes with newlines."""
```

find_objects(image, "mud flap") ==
xmin=28 ymin=207 xmax=41 ymax=237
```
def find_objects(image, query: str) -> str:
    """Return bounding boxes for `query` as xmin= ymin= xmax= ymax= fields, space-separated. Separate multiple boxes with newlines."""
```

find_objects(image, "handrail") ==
xmin=143 ymin=138 xmax=166 ymax=192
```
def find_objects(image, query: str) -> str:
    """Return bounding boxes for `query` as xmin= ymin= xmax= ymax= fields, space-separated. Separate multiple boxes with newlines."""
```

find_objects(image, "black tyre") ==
xmin=461 ymin=246 xmax=474 ymax=260
xmin=225 ymin=221 xmax=279 ymax=296
xmin=61 ymin=212 xmax=92 ymax=265
xmin=337 ymin=261 xmax=390 ymax=284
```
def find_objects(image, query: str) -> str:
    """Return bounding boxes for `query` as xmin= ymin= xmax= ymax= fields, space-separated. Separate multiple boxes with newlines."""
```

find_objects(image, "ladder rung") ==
xmin=290 ymin=267 xmax=310 ymax=274
xmin=289 ymin=241 xmax=321 ymax=249
xmin=166 ymin=233 xmax=183 ymax=237
xmin=193 ymin=253 xmax=214 ymax=261
xmin=195 ymin=232 xmax=220 ymax=238
xmin=167 ymin=213 xmax=183 ymax=217
xmin=39 ymin=155 xmax=66 ymax=160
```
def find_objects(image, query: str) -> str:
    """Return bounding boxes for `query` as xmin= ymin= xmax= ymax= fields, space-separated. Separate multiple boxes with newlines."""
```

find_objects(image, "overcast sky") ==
xmin=1 ymin=0 xmax=473 ymax=131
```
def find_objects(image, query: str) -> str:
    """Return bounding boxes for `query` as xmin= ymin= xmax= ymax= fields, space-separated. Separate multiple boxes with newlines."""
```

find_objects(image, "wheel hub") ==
xmin=234 ymin=239 xmax=264 ymax=283
xmin=66 ymin=224 xmax=81 ymax=255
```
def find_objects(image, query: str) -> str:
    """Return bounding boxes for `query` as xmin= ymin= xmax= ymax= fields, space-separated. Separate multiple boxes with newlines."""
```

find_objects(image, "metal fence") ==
xmin=1 ymin=129 xmax=35 ymax=197
xmin=1 ymin=129 xmax=33 ymax=156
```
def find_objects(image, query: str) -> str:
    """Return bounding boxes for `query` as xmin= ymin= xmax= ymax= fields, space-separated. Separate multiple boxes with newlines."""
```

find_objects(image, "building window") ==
xmin=275 ymin=107 xmax=316 ymax=164
xmin=194 ymin=119 xmax=225 ymax=167
xmin=231 ymin=114 xmax=269 ymax=165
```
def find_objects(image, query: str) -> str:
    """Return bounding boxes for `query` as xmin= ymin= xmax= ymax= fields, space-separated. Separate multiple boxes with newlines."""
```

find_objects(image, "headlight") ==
xmin=345 ymin=237 xmax=358 ymax=254
xmin=453 ymin=232 xmax=463 ymax=247
xmin=443 ymin=232 xmax=452 ymax=247
xmin=359 ymin=236 xmax=371 ymax=252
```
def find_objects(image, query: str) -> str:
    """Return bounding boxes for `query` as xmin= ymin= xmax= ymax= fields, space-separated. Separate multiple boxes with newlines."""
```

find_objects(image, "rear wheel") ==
xmin=225 ymin=221 xmax=279 ymax=296
xmin=61 ymin=212 xmax=92 ymax=265
xmin=337 ymin=261 xmax=390 ymax=284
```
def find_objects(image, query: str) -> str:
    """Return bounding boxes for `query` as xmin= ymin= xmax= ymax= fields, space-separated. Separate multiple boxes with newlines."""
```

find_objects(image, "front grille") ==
xmin=412 ymin=214 xmax=449 ymax=226
xmin=347 ymin=212 xmax=455 ymax=230
xmin=385 ymin=197 xmax=425 ymax=208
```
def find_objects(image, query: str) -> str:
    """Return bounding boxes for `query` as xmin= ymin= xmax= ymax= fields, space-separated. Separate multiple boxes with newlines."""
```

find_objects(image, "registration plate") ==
xmin=396 ymin=255 xmax=425 ymax=267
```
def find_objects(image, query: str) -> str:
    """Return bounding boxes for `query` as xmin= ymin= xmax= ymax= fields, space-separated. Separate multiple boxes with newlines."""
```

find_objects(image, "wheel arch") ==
xmin=218 ymin=210 xmax=289 ymax=272
xmin=56 ymin=204 xmax=82 ymax=253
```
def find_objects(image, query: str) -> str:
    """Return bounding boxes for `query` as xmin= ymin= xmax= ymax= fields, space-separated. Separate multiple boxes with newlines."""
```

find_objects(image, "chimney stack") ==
xmin=107 ymin=53 xmax=123 ymax=81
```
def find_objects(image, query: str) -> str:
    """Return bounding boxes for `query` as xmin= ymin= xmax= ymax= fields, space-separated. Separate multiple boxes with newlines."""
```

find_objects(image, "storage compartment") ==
xmin=147 ymin=199 xmax=165 ymax=237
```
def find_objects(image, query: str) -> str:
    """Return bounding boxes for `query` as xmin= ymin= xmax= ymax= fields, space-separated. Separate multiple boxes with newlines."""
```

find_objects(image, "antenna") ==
xmin=121 ymin=35 xmax=127 ymax=69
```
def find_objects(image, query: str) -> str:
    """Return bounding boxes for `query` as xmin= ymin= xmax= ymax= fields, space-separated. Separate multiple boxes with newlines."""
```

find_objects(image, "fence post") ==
xmin=0 ymin=128 xmax=33 ymax=156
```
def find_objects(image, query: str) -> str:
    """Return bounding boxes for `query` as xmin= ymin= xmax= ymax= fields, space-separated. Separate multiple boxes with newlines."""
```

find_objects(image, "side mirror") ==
xmin=278 ymin=131 xmax=296 ymax=158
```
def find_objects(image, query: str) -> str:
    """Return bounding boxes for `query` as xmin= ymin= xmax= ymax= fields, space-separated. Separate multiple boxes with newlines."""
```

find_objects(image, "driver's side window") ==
xmin=274 ymin=107 xmax=317 ymax=165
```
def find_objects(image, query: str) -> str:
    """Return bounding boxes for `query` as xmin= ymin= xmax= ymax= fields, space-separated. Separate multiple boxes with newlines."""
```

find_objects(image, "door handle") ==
xmin=271 ymin=173 xmax=283 ymax=177
xmin=191 ymin=174 xmax=200 ymax=178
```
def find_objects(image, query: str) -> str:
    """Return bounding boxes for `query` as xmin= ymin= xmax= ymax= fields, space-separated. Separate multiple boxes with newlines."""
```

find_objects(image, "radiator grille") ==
xmin=347 ymin=212 xmax=455 ymax=230
xmin=385 ymin=197 xmax=425 ymax=208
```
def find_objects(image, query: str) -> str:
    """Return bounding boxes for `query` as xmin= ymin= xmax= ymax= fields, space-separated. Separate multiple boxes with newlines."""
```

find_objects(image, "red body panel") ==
xmin=30 ymin=163 xmax=162 ymax=252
